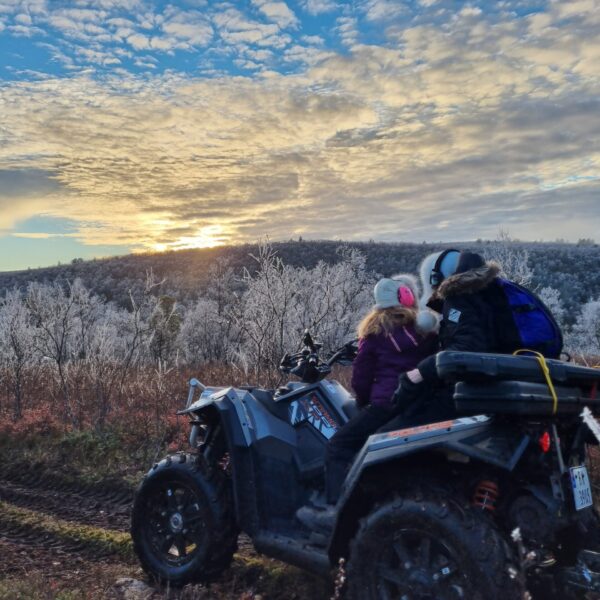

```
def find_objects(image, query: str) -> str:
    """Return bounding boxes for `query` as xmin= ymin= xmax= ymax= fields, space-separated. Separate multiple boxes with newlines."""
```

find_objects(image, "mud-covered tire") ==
xmin=131 ymin=453 xmax=237 ymax=587
xmin=529 ymin=507 xmax=600 ymax=600
xmin=345 ymin=490 xmax=525 ymax=600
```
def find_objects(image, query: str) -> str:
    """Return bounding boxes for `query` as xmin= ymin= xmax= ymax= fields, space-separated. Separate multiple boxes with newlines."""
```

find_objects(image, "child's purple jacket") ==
xmin=351 ymin=325 xmax=438 ymax=409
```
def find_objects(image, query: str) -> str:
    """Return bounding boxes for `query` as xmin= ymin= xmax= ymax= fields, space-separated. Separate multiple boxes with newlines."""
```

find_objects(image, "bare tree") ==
xmin=483 ymin=229 xmax=533 ymax=286
xmin=567 ymin=298 xmax=600 ymax=359
xmin=231 ymin=241 xmax=374 ymax=385
xmin=26 ymin=281 xmax=80 ymax=425
xmin=0 ymin=290 xmax=36 ymax=420
xmin=538 ymin=286 xmax=566 ymax=333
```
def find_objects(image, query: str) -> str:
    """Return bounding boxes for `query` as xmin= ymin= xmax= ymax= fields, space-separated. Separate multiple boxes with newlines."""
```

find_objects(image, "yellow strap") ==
xmin=513 ymin=349 xmax=559 ymax=415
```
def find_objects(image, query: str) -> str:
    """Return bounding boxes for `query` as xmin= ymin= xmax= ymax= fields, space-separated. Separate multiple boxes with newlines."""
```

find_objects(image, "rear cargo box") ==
xmin=437 ymin=351 xmax=600 ymax=389
xmin=453 ymin=380 xmax=599 ymax=416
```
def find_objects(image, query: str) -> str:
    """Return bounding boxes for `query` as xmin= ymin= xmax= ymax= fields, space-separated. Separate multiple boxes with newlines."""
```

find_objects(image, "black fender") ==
xmin=178 ymin=386 xmax=300 ymax=536
xmin=328 ymin=414 xmax=531 ymax=561
xmin=178 ymin=387 xmax=262 ymax=532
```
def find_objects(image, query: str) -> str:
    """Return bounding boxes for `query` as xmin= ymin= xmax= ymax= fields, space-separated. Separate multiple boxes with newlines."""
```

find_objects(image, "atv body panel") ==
xmin=340 ymin=414 xmax=529 ymax=504
xmin=179 ymin=379 xmax=356 ymax=545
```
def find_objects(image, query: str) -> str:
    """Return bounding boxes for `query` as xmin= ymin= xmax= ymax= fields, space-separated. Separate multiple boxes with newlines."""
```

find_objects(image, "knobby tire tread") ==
xmin=131 ymin=452 xmax=238 ymax=587
xmin=345 ymin=485 xmax=525 ymax=600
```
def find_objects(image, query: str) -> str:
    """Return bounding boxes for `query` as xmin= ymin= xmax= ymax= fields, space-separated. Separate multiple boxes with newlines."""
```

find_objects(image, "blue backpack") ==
xmin=494 ymin=278 xmax=563 ymax=358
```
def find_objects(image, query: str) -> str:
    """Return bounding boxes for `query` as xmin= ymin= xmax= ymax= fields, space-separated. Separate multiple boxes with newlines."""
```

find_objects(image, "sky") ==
xmin=0 ymin=0 xmax=599 ymax=270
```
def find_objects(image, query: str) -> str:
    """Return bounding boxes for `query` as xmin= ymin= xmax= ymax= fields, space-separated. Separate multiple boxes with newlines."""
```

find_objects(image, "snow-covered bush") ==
xmin=0 ymin=290 xmax=37 ymax=420
xmin=538 ymin=286 xmax=566 ymax=333
xmin=230 ymin=242 xmax=374 ymax=385
xmin=483 ymin=229 xmax=533 ymax=286
xmin=567 ymin=298 xmax=600 ymax=359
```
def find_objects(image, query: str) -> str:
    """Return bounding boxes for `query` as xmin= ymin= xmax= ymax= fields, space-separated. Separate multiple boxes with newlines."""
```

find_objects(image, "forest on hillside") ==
xmin=1 ymin=238 xmax=599 ymax=323
xmin=0 ymin=236 xmax=599 ymax=429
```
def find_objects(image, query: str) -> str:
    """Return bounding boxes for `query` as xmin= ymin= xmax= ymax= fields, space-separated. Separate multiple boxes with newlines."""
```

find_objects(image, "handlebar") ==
xmin=279 ymin=332 xmax=358 ymax=383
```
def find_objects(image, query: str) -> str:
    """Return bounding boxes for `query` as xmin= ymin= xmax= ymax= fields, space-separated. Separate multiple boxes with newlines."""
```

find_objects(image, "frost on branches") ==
xmin=0 ymin=242 xmax=377 ymax=424
xmin=483 ymin=230 xmax=533 ymax=287
xmin=567 ymin=298 xmax=600 ymax=360
xmin=226 ymin=242 xmax=374 ymax=385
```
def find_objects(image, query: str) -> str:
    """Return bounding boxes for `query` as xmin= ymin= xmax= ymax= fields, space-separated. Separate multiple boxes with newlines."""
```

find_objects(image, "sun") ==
xmin=153 ymin=225 xmax=228 ymax=252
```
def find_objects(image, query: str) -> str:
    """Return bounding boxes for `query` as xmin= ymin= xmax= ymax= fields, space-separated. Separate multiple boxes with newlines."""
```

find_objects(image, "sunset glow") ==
xmin=1 ymin=1 xmax=599 ymax=270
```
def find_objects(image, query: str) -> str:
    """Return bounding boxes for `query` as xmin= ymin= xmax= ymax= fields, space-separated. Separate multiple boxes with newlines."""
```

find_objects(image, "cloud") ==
xmin=127 ymin=32 xmax=150 ymax=50
xmin=7 ymin=23 xmax=45 ymax=36
xmin=360 ymin=0 xmax=408 ymax=21
xmin=14 ymin=12 xmax=31 ymax=25
xmin=12 ymin=232 xmax=77 ymax=238
xmin=284 ymin=44 xmax=333 ymax=65
xmin=1 ymin=1 xmax=599 ymax=252
xmin=213 ymin=7 xmax=290 ymax=48
xmin=251 ymin=0 xmax=299 ymax=29
xmin=299 ymin=0 xmax=338 ymax=15
xmin=335 ymin=16 xmax=358 ymax=46
xmin=161 ymin=10 xmax=213 ymax=46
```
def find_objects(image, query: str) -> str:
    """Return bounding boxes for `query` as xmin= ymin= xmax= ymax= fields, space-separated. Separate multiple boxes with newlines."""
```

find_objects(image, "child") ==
xmin=351 ymin=275 xmax=438 ymax=410
xmin=296 ymin=275 xmax=438 ymax=531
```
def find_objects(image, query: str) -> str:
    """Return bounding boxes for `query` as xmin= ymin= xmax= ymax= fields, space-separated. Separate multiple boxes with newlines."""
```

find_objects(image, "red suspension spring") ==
xmin=472 ymin=480 xmax=500 ymax=512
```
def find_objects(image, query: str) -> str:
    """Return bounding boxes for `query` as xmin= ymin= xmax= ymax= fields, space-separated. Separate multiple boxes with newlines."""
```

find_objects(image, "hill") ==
xmin=1 ymin=239 xmax=599 ymax=319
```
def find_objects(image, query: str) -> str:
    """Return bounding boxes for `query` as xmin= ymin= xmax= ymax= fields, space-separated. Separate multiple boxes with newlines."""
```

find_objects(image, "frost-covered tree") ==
xmin=26 ymin=281 xmax=81 ymax=424
xmin=287 ymin=247 xmax=373 ymax=351
xmin=0 ymin=290 xmax=36 ymax=420
xmin=148 ymin=295 xmax=181 ymax=366
xmin=230 ymin=241 xmax=374 ymax=385
xmin=483 ymin=229 xmax=533 ymax=286
xmin=538 ymin=286 xmax=566 ymax=333
xmin=178 ymin=297 xmax=238 ymax=365
xmin=83 ymin=306 xmax=130 ymax=427
xmin=118 ymin=270 xmax=162 ymax=376
xmin=567 ymin=298 xmax=600 ymax=359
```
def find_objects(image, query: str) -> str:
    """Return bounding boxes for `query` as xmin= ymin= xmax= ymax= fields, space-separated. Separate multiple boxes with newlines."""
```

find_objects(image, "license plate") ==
xmin=570 ymin=465 xmax=593 ymax=511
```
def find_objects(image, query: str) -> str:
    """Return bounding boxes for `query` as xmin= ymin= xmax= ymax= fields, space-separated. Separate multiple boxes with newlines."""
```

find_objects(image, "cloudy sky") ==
xmin=0 ymin=0 xmax=599 ymax=270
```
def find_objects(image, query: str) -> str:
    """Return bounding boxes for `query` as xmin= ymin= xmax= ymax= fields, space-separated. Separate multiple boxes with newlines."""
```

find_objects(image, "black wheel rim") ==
xmin=375 ymin=528 xmax=468 ymax=600
xmin=142 ymin=479 xmax=210 ymax=568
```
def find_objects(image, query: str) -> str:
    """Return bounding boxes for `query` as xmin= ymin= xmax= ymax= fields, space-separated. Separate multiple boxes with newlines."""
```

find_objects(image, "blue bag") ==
xmin=495 ymin=278 xmax=563 ymax=358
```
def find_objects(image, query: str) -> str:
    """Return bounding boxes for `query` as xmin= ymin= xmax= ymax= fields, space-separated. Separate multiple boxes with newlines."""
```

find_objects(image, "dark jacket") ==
xmin=352 ymin=324 xmax=438 ymax=408
xmin=419 ymin=262 xmax=501 ymax=380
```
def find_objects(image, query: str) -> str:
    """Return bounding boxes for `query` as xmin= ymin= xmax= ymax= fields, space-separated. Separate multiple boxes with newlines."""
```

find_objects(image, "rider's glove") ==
xmin=392 ymin=372 xmax=423 ymax=412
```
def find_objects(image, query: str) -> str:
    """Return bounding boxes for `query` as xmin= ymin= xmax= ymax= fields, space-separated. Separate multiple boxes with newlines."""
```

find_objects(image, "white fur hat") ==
xmin=418 ymin=250 xmax=460 ymax=307
xmin=390 ymin=273 xmax=439 ymax=334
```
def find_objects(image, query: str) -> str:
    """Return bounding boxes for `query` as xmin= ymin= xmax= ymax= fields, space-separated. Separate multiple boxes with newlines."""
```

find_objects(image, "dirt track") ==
xmin=0 ymin=466 xmax=328 ymax=600
xmin=0 ymin=478 xmax=131 ymax=532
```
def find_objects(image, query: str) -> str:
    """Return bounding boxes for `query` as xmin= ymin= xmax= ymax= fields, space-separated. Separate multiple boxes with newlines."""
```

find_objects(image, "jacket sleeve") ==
xmin=417 ymin=295 xmax=492 ymax=382
xmin=440 ymin=295 xmax=492 ymax=354
xmin=351 ymin=337 xmax=376 ymax=407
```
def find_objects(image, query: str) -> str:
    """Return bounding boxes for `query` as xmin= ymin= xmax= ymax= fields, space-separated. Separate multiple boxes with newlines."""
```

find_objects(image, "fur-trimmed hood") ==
xmin=436 ymin=262 xmax=500 ymax=299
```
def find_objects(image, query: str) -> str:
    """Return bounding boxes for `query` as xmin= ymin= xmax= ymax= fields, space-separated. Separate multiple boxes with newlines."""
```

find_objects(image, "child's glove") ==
xmin=392 ymin=372 xmax=423 ymax=411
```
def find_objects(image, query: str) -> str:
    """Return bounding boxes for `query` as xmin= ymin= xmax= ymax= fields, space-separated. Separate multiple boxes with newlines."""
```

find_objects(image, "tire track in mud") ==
xmin=0 ymin=500 xmax=134 ymax=565
xmin=0 ymin=463 xmax=136 ymax=580
xmin=0 ymin=472 xmax=331 ymax=599
xmin=0 ymin=463 xmax=134 ymax=533
xmin=0 ymin=478 xmax=131 ymax=531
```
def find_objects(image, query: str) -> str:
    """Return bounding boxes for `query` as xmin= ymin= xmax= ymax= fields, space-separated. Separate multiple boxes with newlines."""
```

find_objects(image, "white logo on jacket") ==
xmin=448 ymin=308 xmax=461 ymax=323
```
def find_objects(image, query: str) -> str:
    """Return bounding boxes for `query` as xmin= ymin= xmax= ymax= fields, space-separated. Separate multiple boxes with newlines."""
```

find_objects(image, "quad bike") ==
xmin=131 ymin=331 xmax=600 ymax=599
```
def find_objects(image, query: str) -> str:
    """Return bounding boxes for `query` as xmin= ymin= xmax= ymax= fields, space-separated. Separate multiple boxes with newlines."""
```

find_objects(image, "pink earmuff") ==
xmin=398 ymin=286 xmax=415 ymax=307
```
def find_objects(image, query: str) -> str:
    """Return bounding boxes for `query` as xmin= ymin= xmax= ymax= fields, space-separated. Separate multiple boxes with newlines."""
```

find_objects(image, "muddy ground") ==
xmin=0 ymin=463 xmax=330 ymax=600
